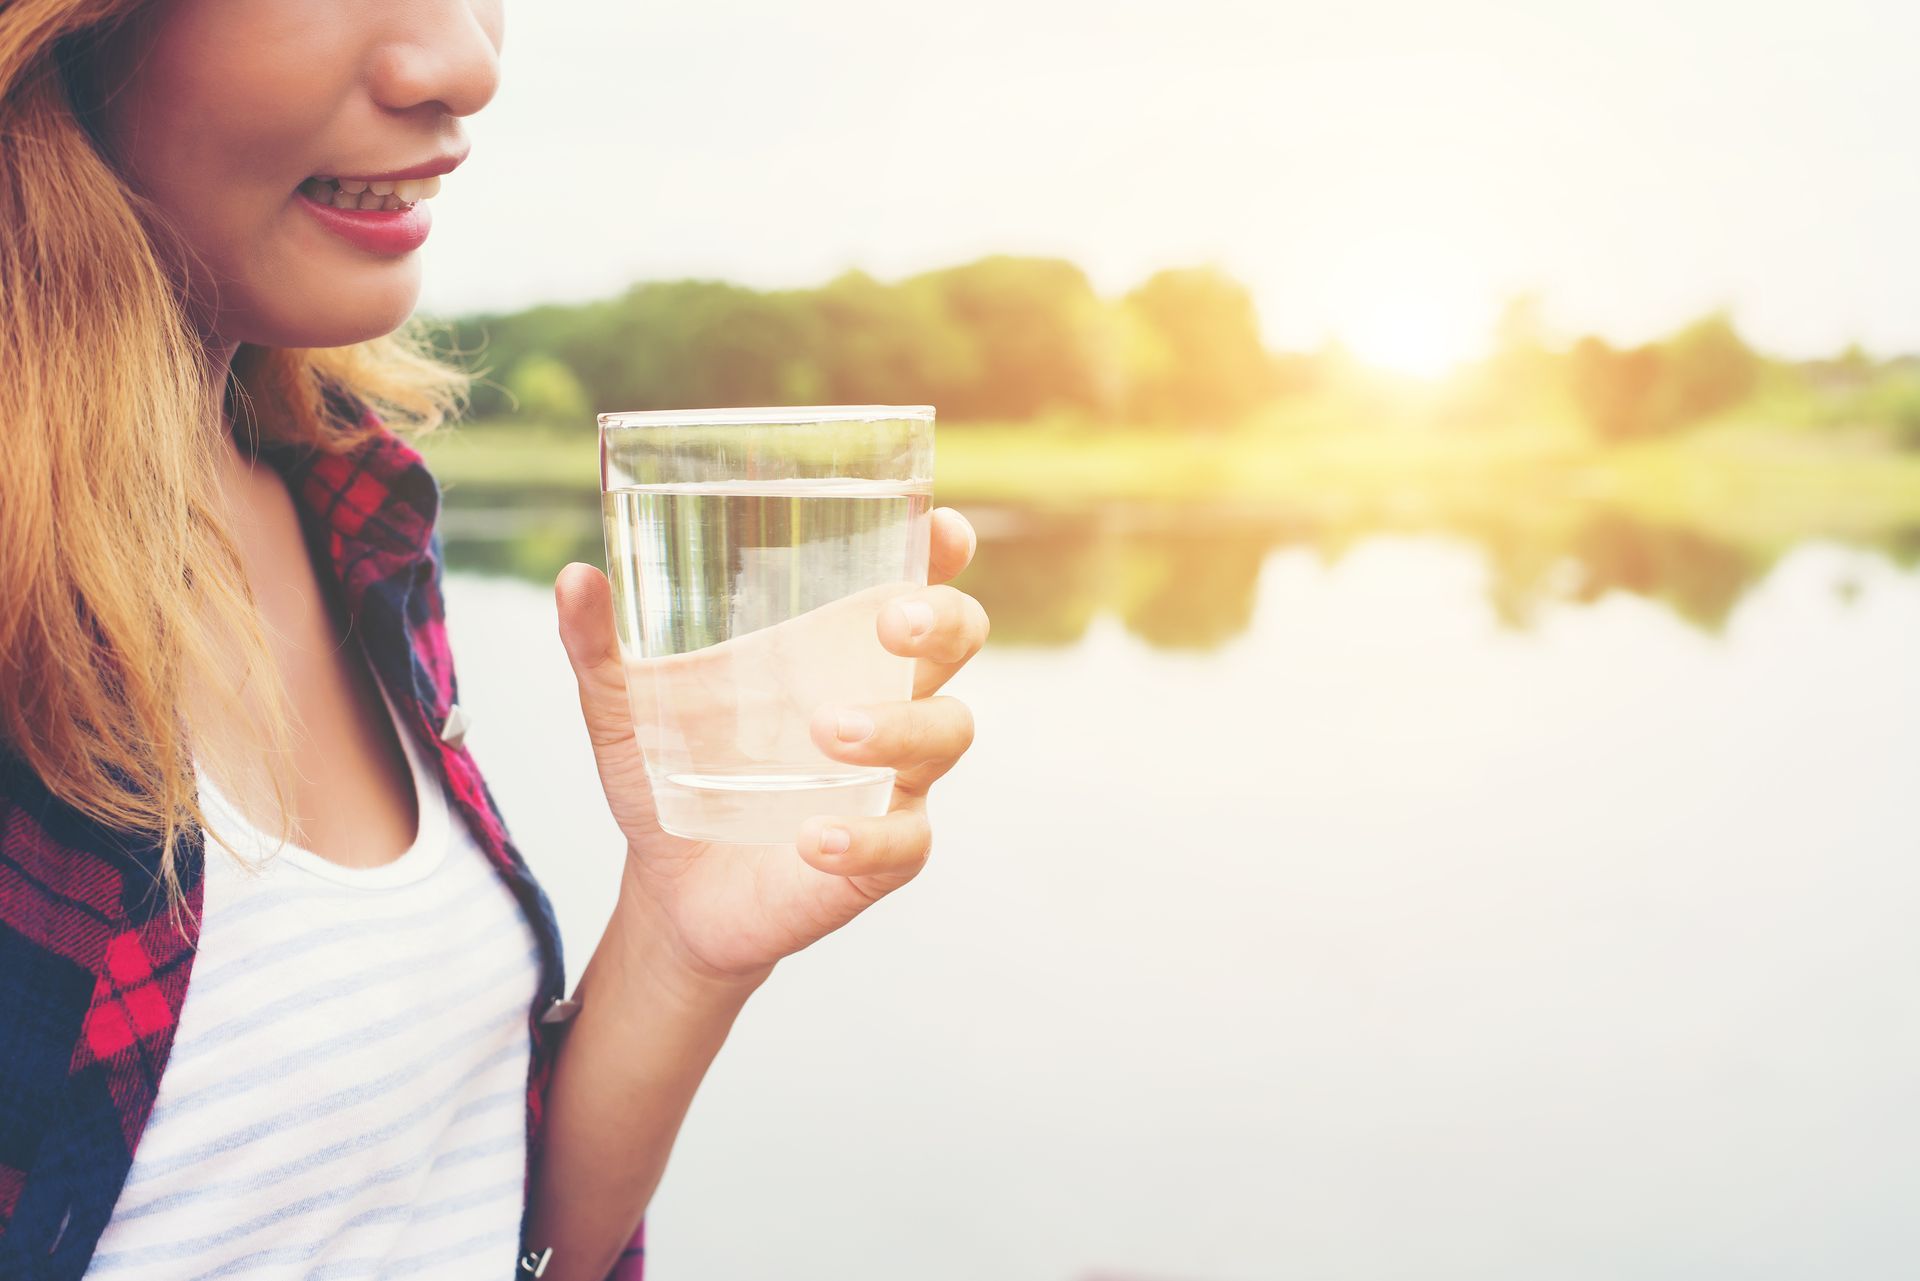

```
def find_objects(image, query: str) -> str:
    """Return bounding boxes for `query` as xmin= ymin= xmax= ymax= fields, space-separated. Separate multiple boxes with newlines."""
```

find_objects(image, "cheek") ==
xmin=108 ymin=10 xmax=418 ymax=345
xmin=122 ymin=7 xmax=343 ymax=208
xmin=151 ymin=105 xmax=326 ymax=276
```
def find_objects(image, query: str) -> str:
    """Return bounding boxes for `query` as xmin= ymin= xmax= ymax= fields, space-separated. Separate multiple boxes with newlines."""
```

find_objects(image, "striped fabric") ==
xmin=85 ymin=670 xmax=540 ymax=1278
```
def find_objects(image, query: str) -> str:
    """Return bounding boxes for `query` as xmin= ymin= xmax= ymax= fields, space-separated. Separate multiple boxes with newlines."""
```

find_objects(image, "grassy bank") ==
xmin=418 ymin=412 xmax=1920 ymax=555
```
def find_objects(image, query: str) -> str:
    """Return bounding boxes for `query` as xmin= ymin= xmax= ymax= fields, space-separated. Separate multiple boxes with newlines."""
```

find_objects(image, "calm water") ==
xmin=442 ymin=507 xmax=1920 ymax=1281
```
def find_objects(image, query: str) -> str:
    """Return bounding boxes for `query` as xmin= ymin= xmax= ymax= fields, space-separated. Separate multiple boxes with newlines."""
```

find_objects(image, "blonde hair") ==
xmin=0 ymin=0 xmax=472 ymax=913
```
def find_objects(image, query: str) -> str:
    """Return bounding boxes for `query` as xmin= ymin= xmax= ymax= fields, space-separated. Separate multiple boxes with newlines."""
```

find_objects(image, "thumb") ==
xmin=554 ymin=562 xmax=643 ymax=761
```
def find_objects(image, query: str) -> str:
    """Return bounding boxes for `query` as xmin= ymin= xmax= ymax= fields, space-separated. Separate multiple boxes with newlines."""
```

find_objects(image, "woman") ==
xmin=0 ymin=2 xmax=987 ymax=1278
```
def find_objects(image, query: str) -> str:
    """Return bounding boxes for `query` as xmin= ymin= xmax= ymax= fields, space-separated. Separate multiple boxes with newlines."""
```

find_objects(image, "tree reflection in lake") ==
xmin=1472 ymin=511 xmax=1765 ymax=633
xmin=436 ymin=493 xmax=1914 ymax=649
xmin=956 ymin=504 xmax=1920 ymax=647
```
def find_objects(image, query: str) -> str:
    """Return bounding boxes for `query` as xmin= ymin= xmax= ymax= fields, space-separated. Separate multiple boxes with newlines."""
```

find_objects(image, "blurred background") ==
xmin=417 ymin=2 xmax=1920 ymax=1277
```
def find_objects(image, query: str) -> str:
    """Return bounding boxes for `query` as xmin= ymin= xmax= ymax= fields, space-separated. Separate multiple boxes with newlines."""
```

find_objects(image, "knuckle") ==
xmin=903 ymin=698 xmax=937 ymax=761
xmin=933 ymin=593 xmax=976 ymax=658
xmin=928 ymin=585 xmax=965 ymax=620
xmin=948 ymin=697 xmax=976 ymax=753
xmin=888 ymin=808 xmax=932 ymax=869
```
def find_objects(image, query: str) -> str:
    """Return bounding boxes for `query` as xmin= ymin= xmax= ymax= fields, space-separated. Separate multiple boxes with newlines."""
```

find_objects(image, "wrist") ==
xmin=600 ymin=855 xmax=774 ymax=1012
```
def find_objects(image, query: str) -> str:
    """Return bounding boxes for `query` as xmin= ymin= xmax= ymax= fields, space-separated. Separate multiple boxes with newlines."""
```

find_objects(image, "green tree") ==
xmin=502 ymin=352 xmax=591 ymax=423
xmin=443 ymin=254 xmax=1292 ymax=429
xmin=552 ymin=280 xmax=824 ymax=411
xmin=1567 ymin=312 xmax=1761 ymax=441
xmin=1569 ymin=336 xmax=1666 ymax=441
xmin=807 ymin=269 xmax=982 ymax=407
xmin=1119 ymin=266 xmax=1272 ymax=426
xmin=1657 ymin=311 xmax=1760 ymax=425
xmin=444 ymin=301 xmax=596 ymax=419
xmin=903 ymin=255 xmax=1115 ymax=419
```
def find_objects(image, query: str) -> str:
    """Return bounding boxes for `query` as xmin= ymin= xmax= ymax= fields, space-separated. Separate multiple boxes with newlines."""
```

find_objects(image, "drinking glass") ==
xmin=598 ymin=405 xmax=936 ymax=844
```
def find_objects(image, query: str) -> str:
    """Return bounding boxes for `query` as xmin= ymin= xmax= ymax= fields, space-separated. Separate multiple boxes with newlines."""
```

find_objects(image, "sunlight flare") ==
xmin=1326 ymin=240 xmax=1494 ymax=378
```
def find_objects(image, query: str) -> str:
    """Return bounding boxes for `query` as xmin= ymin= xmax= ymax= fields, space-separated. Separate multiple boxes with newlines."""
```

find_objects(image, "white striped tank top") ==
xmin=86 ymin=674 xmax=542 ymax=1279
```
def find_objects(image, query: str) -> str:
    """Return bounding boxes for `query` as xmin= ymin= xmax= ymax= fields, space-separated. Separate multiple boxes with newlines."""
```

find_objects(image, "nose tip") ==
xmin=367 ymin=5 xmax=504 ymax=120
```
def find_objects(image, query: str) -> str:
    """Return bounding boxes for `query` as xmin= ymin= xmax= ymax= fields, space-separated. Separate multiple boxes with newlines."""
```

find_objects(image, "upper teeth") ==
xmin=300 ymin=174 xmax=441 ymax=211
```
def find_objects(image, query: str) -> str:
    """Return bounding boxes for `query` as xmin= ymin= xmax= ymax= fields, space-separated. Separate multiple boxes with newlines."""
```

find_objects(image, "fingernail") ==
xmin=836 ymin=709 xmax=875 ymax=742
xmin=900 ymin=601 xmax=934 ymax=637
xmin=819 ymin=826 xmax=850 ymax=854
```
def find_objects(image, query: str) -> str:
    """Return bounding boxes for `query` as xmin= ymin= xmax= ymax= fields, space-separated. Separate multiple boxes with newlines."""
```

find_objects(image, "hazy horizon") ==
xmin=418 ymin=0 xmax=1919 ymax=373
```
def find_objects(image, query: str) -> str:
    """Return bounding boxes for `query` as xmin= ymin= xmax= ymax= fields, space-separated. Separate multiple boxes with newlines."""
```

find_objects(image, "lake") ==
xmin=439 ymin=501 xmax=1920 ymax=1281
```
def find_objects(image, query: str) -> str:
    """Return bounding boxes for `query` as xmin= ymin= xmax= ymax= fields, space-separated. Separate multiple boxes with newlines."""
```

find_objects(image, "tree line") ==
xmin=439 ymin=257 xmax=1920 ymax=443
xmin=444 ymin=255 xmax=1278 ymax=429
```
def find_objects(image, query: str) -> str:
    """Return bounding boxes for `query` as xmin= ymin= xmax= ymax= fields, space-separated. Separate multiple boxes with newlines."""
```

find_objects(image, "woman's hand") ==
xmin=554 ymin=507 xmax=988 ymax=992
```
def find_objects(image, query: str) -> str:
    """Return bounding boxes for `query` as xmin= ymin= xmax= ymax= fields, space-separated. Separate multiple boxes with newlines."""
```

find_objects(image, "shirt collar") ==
xmin=255 ymin=388 xmax=444 ymax=607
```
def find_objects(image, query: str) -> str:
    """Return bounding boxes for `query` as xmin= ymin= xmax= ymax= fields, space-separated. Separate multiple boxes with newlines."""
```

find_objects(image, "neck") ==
xmin=197 ymin=327 xmax=245 ymax=456
xmin=202 ymin=330 xmax=241 ymax=388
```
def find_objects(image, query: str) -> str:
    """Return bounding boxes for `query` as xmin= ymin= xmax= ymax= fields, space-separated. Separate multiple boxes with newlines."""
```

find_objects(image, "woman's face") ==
xmin=87 ymin=0 xmax=504 ymax=351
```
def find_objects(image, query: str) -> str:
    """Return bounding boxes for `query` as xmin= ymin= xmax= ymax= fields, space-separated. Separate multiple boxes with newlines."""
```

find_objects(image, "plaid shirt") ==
xmin=0 ymin=396 xmax=646 ymax=1279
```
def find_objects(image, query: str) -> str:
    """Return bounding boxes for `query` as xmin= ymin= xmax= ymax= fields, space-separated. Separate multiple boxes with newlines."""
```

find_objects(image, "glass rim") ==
xmin=598 ymin=404 xmax=935 ymax=430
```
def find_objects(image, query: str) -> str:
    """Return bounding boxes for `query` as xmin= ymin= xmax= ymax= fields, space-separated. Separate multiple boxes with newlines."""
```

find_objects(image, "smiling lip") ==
xmin=320 ymin=147 xmax=469 ymax=184
xmin=295 ymin=189 xmax=433 ymax=255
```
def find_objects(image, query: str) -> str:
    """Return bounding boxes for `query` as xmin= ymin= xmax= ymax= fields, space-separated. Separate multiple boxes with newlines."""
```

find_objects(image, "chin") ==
xmin=241 ymin=284 xmax=422 ymax=350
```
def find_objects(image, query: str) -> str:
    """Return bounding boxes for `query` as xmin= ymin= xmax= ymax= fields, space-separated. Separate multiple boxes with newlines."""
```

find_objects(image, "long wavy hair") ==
xmin=0 ymin=0 xmax=472 ymax=913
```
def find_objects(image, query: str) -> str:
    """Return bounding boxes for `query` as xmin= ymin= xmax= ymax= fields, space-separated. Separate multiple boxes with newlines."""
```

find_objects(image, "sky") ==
xmin=418 ymin=0 xmax=1920 ymax=372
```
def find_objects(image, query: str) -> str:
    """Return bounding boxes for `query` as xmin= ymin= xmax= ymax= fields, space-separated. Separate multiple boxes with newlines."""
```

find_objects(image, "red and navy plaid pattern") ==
xmin=0 ymin=393 xmax=646 ymax=1279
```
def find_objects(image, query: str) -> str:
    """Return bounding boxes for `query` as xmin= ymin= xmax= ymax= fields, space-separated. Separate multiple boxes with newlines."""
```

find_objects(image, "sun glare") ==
xmin=1342 ymin=294 xmax=1486 ymax=378
xmin=1323 ymin=241 xmax=1493 ymax=379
